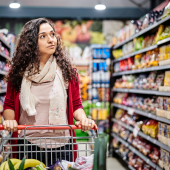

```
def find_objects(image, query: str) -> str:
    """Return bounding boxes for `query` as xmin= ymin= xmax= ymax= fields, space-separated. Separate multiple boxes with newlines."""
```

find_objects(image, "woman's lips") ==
xmin=48 ymin=45 xmax=55 ymax=49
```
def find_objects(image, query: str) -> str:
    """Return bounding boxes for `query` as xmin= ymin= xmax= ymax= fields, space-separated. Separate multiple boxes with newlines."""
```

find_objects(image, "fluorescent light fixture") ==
xmin=95 ymin=3 xmax=106 ymax=10
xmin=9 ymin=1 xmax=20 ymax=8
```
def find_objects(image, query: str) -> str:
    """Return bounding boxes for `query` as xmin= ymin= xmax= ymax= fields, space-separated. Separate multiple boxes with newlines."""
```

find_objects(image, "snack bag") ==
xmin=73 ymin=154 xmax=94 ymax=170
xmin=164 ymin=71 xmax=170 ymax=86
xmin=153 ymin=25 xmax=164 ymax=44
xmin=49 ymin=159 xmax=66 ymax=170
xmin=162 ymin=2 xmax=170 ymax=19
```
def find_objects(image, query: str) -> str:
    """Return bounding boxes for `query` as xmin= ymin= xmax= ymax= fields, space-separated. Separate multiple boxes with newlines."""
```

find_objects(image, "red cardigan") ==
xmin=3 ymin=77 xmax=83 ymax=161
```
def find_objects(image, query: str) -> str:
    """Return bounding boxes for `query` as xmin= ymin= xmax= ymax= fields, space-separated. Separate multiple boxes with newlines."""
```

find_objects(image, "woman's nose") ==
xmin=48 ymin=35 xmax=53 ymax=42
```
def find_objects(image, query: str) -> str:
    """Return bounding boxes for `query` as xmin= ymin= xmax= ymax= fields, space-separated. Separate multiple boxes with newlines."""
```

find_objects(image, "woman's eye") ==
xmin=51 ymin=33 xmax=55 ymax=36
xmin=40 ymin=35 xmax=45 ymax=38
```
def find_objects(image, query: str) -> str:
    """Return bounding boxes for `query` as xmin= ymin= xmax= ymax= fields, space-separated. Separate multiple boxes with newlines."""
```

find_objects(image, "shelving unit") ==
xmin=113 ymin=36 xmax=170 ymax=63
xmin=113 ymin=118 xmax=170 ymax=152
xmin=112 ymin=64 xmax=170 ymax=77
xmin=112 ymin=88 xmax=170 ymax=96
xmin=113 ymin=15 xmax=170 ymax=49
xmin=112 ymin=133 xmax=162 ymax=170
xmin=110 ymin=13 xmax=170 ymax=170
xmin=113 ymin=45 xmax=157 ymax=63
xmin=112 ymin=103 xmax=170 ymax=124
xmin=0 ymin=37 xmax=10 ymax=49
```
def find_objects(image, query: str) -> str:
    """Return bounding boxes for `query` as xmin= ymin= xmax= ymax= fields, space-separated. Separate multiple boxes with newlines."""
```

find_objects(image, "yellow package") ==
xmin=92 ymin=109 xmax=97 ymax=120
xmin=101 ymin=109 xmax=107 ymax=120
xmin=115 ymin=109 xmax=124 ymax=119
xmin=150 ymin=124 xmax=158 ymax=138
xmin=164 ymin=71 xmax=170 ymax=86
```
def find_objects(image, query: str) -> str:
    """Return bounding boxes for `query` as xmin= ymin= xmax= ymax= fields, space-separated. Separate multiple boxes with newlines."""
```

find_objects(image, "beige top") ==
xmin=19 ymin=81 xmax=70 ymax=148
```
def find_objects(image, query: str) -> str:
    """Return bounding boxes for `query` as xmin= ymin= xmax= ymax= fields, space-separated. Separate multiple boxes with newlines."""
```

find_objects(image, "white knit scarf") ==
xmin=20 ymin=55 xmax=67 ymax=132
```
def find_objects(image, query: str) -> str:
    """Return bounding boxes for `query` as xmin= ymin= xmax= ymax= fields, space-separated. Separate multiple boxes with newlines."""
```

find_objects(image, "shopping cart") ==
xmin=0 ymin=125 xmax=98 ymax=167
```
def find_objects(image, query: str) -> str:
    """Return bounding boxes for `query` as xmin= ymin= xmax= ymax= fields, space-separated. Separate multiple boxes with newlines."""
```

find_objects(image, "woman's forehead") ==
xmin=39 ymin=23 xmax=53 ymax=33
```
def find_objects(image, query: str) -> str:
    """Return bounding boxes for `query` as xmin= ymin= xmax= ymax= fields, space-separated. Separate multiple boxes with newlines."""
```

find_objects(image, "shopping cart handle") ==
xmin=0 ymin=125 xmax=98 ymax=133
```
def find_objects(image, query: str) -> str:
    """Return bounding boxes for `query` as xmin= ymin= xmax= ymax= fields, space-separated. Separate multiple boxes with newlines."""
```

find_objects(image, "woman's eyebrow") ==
xmin=39 ymin=30 xmax=54 ymax=35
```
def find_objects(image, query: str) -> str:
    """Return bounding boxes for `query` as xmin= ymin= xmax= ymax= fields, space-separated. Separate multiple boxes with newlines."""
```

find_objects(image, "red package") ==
xmin=127 ymin=57 xmax=134 ymax=70
xmin=149 ymin=147 xmax=160 ymax=164
xmin=134 ymin=157 xmax=144 ymax=170
xmin=143 ymin=164 xmax=151 ymax=170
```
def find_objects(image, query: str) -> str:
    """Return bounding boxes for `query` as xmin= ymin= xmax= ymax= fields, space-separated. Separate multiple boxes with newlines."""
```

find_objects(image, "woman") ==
xmin=3 ymin=18 xmax=95 ymax=165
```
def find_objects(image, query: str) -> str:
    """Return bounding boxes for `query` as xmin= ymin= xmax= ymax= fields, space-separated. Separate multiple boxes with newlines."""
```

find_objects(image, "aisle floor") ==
xmin=107 ymin=157 xmax=126 ymax=170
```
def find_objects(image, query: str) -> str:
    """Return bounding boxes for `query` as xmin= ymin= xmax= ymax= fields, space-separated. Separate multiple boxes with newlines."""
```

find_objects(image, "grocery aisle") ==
xmin=107 ymin=157 xmax=126 ymax=170
xmin=110 ymin=1 xmax=170 ymax=170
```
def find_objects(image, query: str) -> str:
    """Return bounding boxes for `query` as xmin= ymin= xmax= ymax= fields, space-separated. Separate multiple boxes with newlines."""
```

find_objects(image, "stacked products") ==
xmin=0 ymin=42 xmax=9 ymax=57
xmin=114 ymin=71 xmax=164 ymax=90
xmin=113 ymin=1 xmax=170 ymax=45
xmin=114 ymin=43 xmax=170 ymax=73
xmin=0 ymin=61 xmax=10 ymax=72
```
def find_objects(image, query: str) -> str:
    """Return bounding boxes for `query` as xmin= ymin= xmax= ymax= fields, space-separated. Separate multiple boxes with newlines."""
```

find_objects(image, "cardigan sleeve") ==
xmin=3 ymin=83 xmax=15 ymax=111
xmin=71 ymin=75 xmax=83 ymax=112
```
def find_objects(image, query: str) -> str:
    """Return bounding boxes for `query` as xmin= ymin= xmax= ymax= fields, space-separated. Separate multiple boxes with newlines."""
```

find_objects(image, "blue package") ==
xmin=93 ymin=62 xmax=97 ymax=72
xmin=102 ymin=48 xmax=110 ymax=59
xmin=103 ymin=62 xmax=108 ymax=72
xmin=98 ymin=48 xmax=102 ymax=59
xmin=98 ymin=62 xmax=104 ymax=71
xmin=93 ymin=48 xmax=98 ymax=59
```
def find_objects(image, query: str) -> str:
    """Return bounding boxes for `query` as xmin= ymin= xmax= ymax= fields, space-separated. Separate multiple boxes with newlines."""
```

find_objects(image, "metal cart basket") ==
xmin=0 ymin=125 xmax=98 ymax=166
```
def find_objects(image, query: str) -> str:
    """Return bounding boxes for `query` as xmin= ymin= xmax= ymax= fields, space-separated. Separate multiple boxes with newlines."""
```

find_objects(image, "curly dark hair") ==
xmin=7 ymin=18 xmax=77 ymax=92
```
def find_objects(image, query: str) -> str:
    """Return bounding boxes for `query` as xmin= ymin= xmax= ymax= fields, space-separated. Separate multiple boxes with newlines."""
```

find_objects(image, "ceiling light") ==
xmin=95 ymin=3 xmax=106 ymax=10
xmin=9 ymin=1 xmax=20 ymax=8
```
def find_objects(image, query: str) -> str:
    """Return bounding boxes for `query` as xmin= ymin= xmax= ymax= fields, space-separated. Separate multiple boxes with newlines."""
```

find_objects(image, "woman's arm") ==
xmin=3 ymin=83 xmax=19 ymax=133
xmin=74 ymin=108 xmax=95 ymax=131
xmin=71 ymin=74 xmax=95 ymax=131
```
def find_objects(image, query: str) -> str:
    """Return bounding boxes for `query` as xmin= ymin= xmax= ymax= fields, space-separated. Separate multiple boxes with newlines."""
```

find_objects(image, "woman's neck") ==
xmin=40 ymin=54 xmax=51 ymax=70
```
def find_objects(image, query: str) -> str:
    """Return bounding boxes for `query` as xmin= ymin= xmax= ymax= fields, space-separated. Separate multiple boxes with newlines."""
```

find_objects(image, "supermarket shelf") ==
xmin=0 ymin=37 xmax=10 ymax=49
xmin=112 ymin=64 xmax=170 ymax=77
xmin=113 ymin=118 xmax=170 ymax=152
xmin=128 ymin=165 xmax=136 ymax=170
xmin=0 ymin=52 xmax=11 ymax=61
xmin=112 ymin=132 xmax=129 ymax=147
xmin=91 ymin=44 xmax=110 ymax=48
xmin=0 ymin=70 xmax=8 ymax=75
xmin=113 ymin=15 xmax=170 ymax=49
xmin=112 ymin=133 xmax=159 ymax=169
xmin=157 ymin=37 xmax=170 ymax=45
xmin=112 ymin=103 xmax=170 ymax=124
xmin=74 ymin=59 xmax=90 ymax=66
xmin=113 ymin=45 xmax=157 ymax=63
xmin=0 ymin=89 xmax=6 ymax=94
xmin=112 ymin=88 xmax=170 ymax=96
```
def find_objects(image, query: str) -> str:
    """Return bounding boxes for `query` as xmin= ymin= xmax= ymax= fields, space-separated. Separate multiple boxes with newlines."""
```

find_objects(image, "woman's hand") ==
xmin=75 ymin=118 xmax=96 ymax=132
xmin=3 ymin=120 xmax=21 ymax=134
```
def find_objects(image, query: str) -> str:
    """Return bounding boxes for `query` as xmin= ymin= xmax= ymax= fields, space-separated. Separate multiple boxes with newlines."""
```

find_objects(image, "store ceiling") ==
xmin=0 ymin=0 xmax=161 ymax=19
xmin=0 ymin=0 xmax=150 ymax=8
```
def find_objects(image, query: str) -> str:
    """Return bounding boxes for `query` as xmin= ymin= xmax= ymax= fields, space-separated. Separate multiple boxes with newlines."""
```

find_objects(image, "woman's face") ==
xmin=38 ymin=23 xmax=57 ymax=56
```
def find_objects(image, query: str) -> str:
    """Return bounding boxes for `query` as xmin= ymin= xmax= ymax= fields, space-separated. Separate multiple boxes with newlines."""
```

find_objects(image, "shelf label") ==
xmin=128 ymin=108 xmax=134 ymax=115
xmin=133 ymin=125 xmax=140 ymax=137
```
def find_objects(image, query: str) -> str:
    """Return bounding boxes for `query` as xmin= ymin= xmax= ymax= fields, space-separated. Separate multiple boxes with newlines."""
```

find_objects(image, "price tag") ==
xmin=133 ymin=125 xmax=140 ymax=137
xmin=128 ymin=108 xmax=134 ymax=115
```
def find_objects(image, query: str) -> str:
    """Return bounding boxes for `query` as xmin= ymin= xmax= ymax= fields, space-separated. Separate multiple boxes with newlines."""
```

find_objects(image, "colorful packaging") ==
xmin=164 ymin=71 xmax=170 ymax=86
